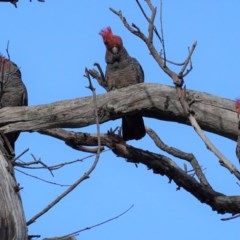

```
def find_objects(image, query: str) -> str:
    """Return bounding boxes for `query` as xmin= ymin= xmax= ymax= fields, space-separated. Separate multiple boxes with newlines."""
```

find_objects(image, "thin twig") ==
xmin=137 ymin=1 xmax=184 ymax=68
xmin=146 ymin=127 xmax=211 ymax=188
xmin=58 ymin=204 xmax=134 ymax=238
xmin=175 ymin=85 xmax=240 ymax=180
xmin=109 ymin=7 xmax=181 ymax=85
xmin=0 ymin=0 xmax=45 ymax=7
xmin=16 ymin=154 xmax=96 ymax=170
xmin=136 ymin=0 xmax=150 ymax=22
xmin=31 ymin=153 xmax=54 ymax=177
xmin=143 ymin=0 xmax=156 ymax=43
xmin=5 ymin=40 xmax=11 ymax=60
xmin=27 ymin=71 xmax=102 ymax=226
xmin=159 ymin=0 xmax=166 ymax=66
xmin=110 ymin=0 xmax=240 ymax=180
xmin=15 ymin=168 xmax=71 ymax=187
xmin=221 ymin=213 xmax=240 ymax=221
xmin=136 ymin=0 xmax=162 ymax=43
xmin=159 ymin=55 xmax=185 ymax=66
xmin=178 ymin=41 xmax=197 ymax=78
xmin=188 ymin=114 xmax=240 ymax=179
xmin=13 ymin=148 xmax=29 ymax=162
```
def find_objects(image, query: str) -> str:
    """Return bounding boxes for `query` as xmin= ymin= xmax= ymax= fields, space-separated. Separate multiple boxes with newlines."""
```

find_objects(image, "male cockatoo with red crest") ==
xmin=236 ymin=99 xmax=240 ymax=117
xmin=99 ymin=27 xmax=145 ymax=141
xmin=0 ymin=56 xmax=28 ymax=151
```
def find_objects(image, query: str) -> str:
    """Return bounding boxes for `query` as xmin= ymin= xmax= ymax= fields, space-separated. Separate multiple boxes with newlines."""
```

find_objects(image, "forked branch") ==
xmin=110 ymin=0 xmax=240 ymax=181
xmin=27 ymin=70 xmax=102 ymax=226
xmin=146 ymin=127 xmax=211 ymax=188
xmin=38 ymin=128 xmax=240 ymax=215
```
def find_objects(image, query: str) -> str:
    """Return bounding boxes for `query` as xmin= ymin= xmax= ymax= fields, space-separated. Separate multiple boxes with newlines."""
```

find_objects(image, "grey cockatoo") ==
xmin=0 ymin=56 xmax=28 ymax=150
xmin=99 ymin=27 xmax=145 ymax=141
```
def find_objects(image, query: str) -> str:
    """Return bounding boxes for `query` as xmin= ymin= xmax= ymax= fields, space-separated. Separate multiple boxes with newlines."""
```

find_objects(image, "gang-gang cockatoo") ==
xmin=0 ymin=56 xmax=28 ymax=151
xmin=99 ymin=27 xmax=145 ymax=141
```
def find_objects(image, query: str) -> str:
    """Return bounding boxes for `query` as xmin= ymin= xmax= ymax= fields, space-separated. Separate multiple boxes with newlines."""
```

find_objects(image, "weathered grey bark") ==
xmin=0 ymin=82 xmax=237 ymax=239
xmin=43 ymin=237 xmax=76 ymax=240
xmin=0 ymin=56 xmax=28 ymax=239
xmin=0 ymin=83 xmax=237 ymax=141
xmin=0 ymin=137 xmax=27 ymax=239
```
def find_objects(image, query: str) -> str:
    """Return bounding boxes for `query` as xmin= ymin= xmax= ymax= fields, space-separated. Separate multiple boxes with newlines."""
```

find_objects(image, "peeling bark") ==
xmin=0 ymin=137 xmax=27 ymax=239
xmin=0 ymin=82 xmax=238 ymax=239
xmin=0 ymin=83 xmax=237 ymax=141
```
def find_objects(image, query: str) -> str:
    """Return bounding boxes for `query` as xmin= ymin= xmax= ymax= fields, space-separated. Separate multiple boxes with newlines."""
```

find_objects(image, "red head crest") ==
xmin=99 ymin=27 xmax=123 ymax=51
xmin=236 ymin=98 xmax=240 ymax=116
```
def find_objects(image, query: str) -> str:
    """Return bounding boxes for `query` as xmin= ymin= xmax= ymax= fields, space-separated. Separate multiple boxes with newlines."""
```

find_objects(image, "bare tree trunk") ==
xmin=0 ymin=137 xmax=27 ymax=239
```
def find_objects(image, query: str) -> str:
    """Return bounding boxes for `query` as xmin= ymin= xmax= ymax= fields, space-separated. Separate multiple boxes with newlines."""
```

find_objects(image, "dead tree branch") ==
xmin=15 ymin=168 xmax=71 ymax=187
xmin=109 ymin=7 xmax=181 ymax=85
xmin=37 ymin=128 xmax=240 ymax=215
xmin=27 ymin=70 xmax=102 ymax=226
xmin=0 ymin=83 xmax=237 ymax=141
xmin=0 ymin=0 xmax=45 ymax=8
xmin=146 ymin=127 xmax=211 ymax=188
xmin=57 ymin=204 xmax=134 ymax=239
xmin=0 ymin=82 xmax=239 ymax=179
xmin=110 ymin=1 xmax=240 ymax=187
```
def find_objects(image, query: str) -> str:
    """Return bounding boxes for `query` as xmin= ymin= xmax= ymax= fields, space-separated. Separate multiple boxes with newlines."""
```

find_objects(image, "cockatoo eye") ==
xmin=112 ymin=46 xmax=119 ymax=54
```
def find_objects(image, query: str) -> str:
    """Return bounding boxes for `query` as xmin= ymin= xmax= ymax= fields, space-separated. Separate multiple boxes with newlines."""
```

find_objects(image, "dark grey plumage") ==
xmin=0 ymin=56 xmax=28 ymax=150
xmin=105 ymin=47 xmax=145 ymax=140
xmin=100 ymin=27 xmax=145 ymax=141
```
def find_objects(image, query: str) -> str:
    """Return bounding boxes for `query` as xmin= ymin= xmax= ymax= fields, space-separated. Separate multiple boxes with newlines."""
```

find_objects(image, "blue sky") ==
xmin=1 ymin=0 xmax=240 ymax=239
